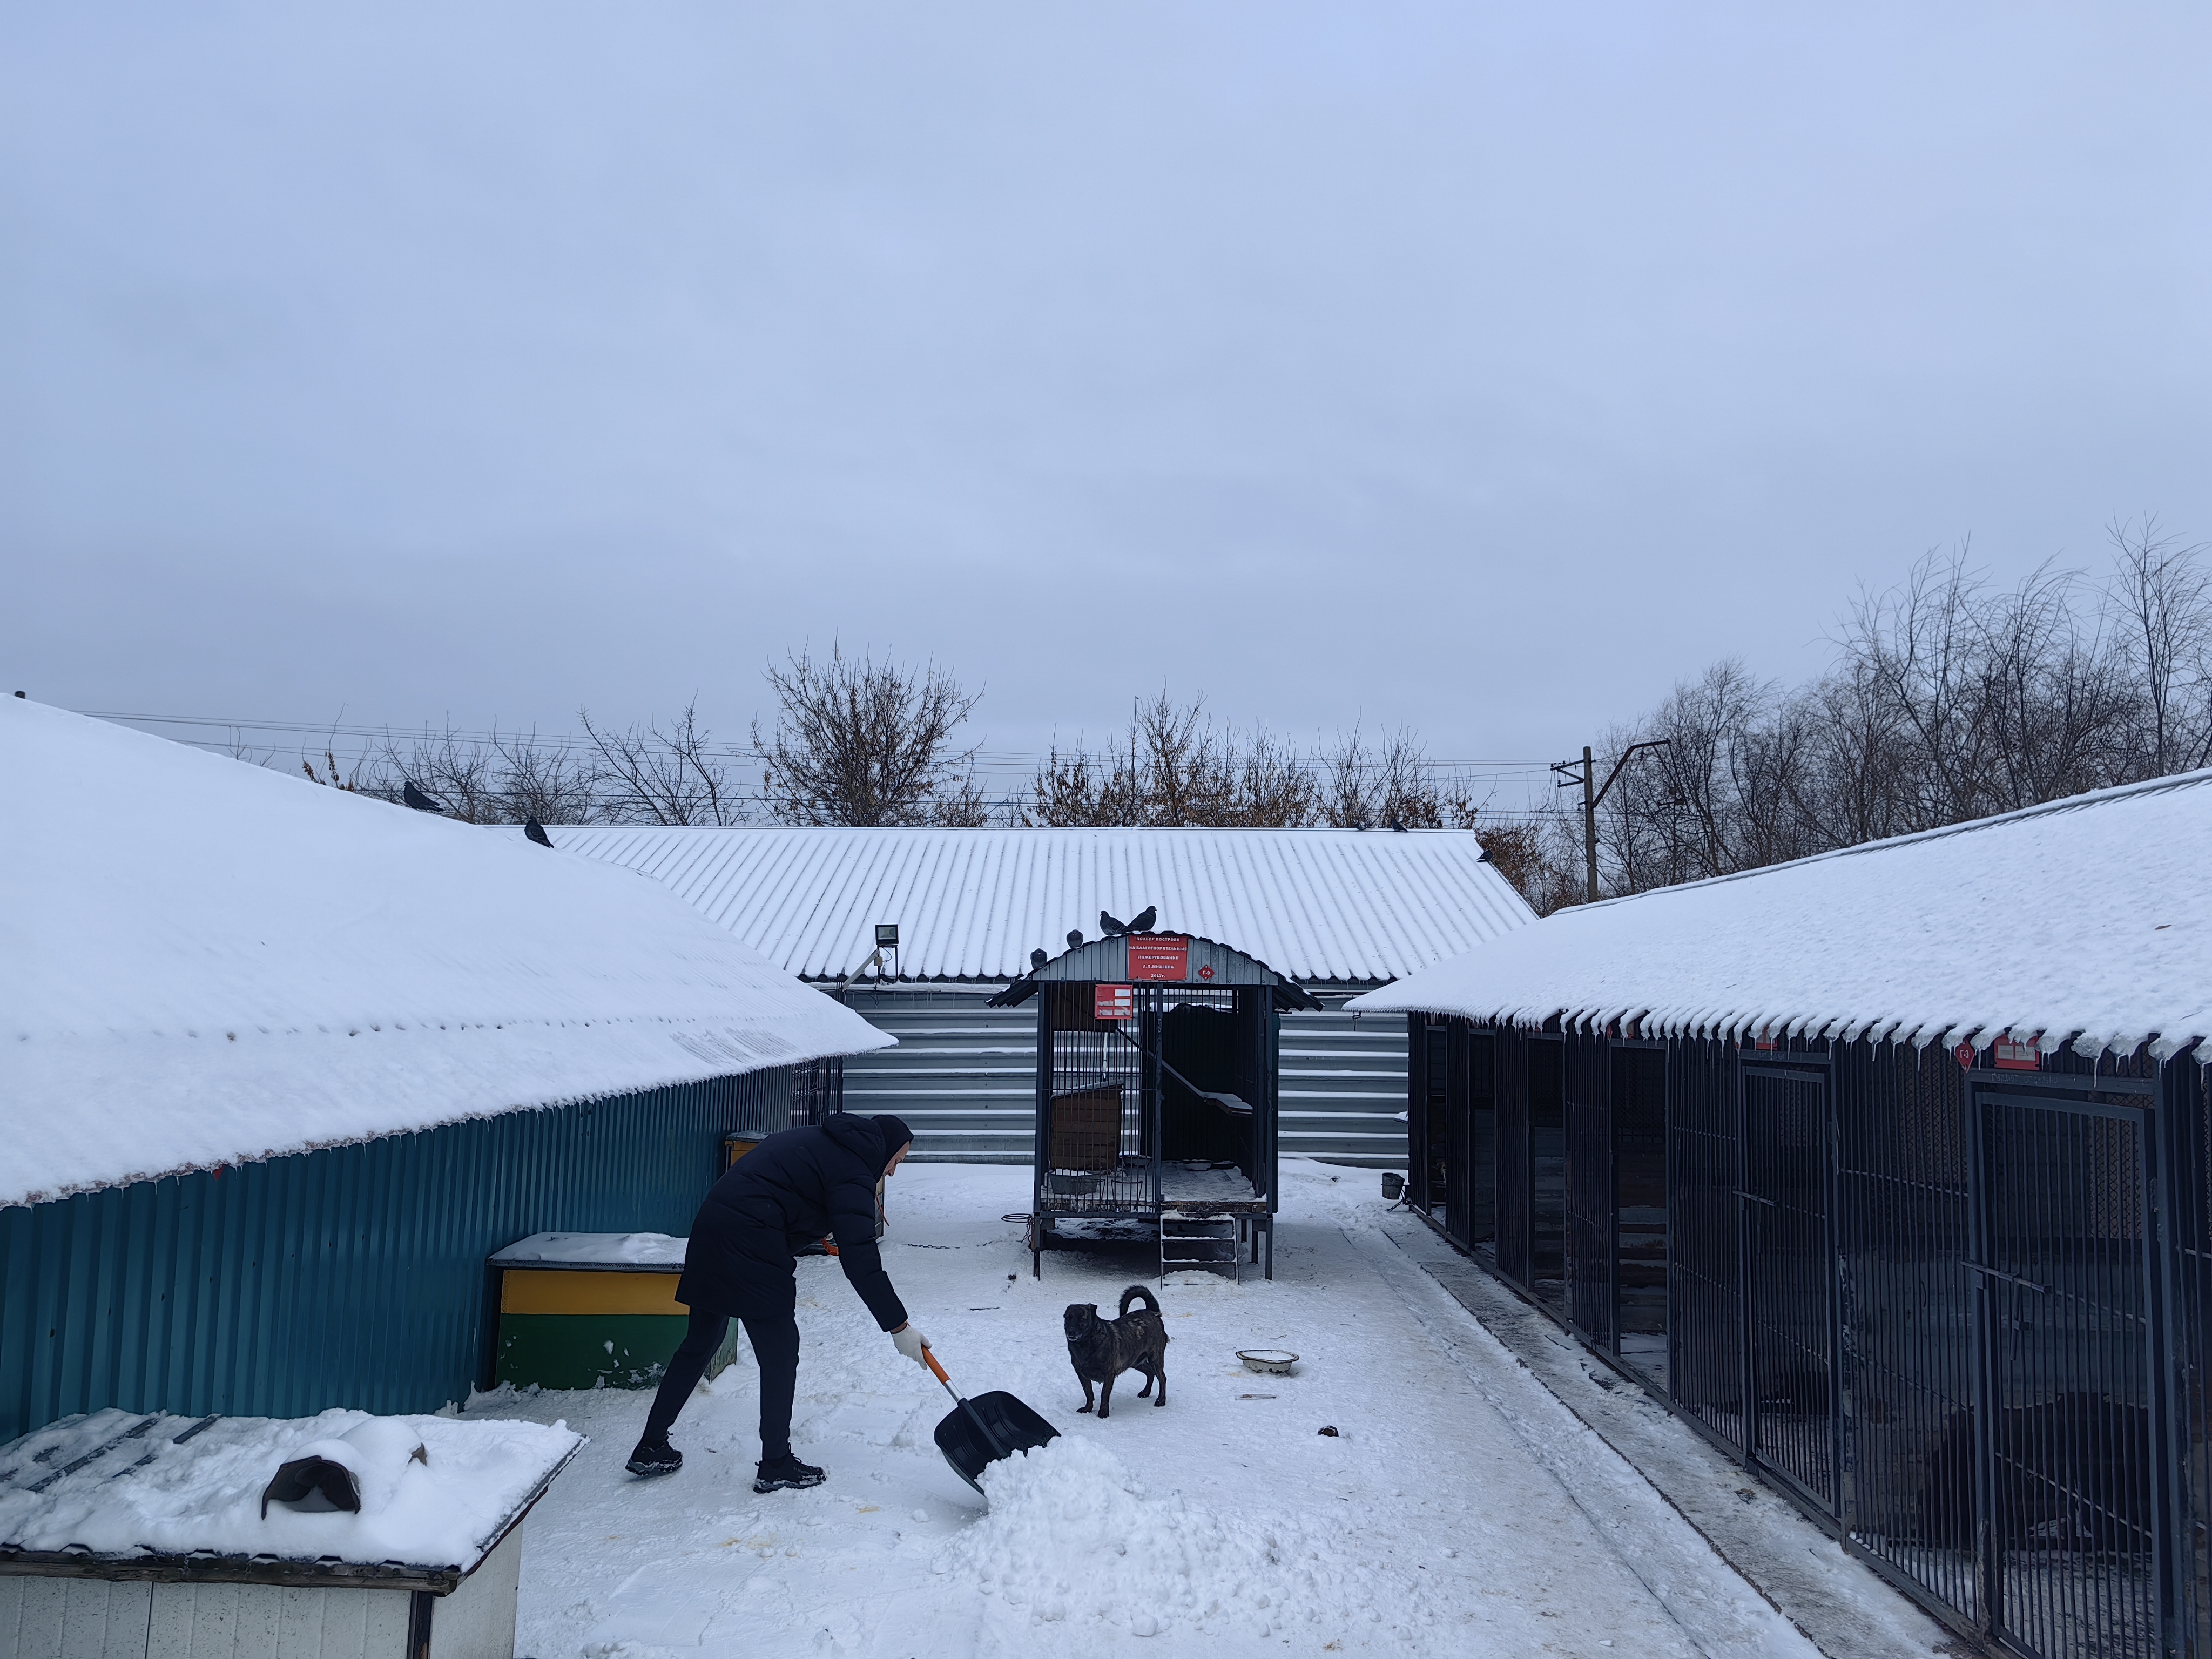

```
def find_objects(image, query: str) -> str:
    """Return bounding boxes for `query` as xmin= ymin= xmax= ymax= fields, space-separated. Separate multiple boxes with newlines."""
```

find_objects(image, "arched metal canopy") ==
xmin=988 ymin=931 xmax=1319 ymax=1010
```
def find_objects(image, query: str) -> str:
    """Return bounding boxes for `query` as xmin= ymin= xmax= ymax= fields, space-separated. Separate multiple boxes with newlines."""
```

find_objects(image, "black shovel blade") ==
xmin=933 ymin=1390 xmax=1059 ymax=1494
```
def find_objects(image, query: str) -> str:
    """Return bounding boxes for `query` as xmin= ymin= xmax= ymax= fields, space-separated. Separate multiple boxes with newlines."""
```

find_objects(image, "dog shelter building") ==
xmin=1352 ymin=772 xmax=2212 ymax=1659
xmin=0 ymin=700 xmax=890 ymax=1444
xmin=515 ymin=826 xmax=1536 ymax=1170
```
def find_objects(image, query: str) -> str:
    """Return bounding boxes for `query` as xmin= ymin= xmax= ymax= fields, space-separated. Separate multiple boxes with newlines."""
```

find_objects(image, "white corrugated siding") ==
xmin=526 ymin=826 xmax=1535 ymax=984
xmin=834 ymin=987 xmax=1411 ymax=1167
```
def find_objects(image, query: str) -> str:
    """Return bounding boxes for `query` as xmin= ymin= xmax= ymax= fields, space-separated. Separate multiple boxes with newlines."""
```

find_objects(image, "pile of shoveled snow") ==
xmin=933 ymin=1435 xmax=1436 ymax=1641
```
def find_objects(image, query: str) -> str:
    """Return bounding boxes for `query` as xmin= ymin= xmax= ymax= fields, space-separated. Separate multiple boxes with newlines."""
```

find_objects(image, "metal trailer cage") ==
xmin=1407 ymin=1013 xmax=2212 ymax=1659
xmin=990 ymin=933 xmax=1317 ymax=1281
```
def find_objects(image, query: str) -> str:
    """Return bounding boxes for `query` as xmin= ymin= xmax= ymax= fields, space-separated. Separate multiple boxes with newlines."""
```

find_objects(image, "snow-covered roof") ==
xmin=0 ymin=1408 xmax=578 ymax=1576
xmin=0 ymin=701 xmax=891 ymax=1209
xmin=1349 ymin=771 xmax=2212 ymax=1062
xmin=512 ymin=825 xmax=1536 ymax=987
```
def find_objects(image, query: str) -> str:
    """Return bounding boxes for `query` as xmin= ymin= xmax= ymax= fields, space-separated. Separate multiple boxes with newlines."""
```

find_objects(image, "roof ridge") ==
xmin=1564 ymin=766 xmax=2212 ymax=915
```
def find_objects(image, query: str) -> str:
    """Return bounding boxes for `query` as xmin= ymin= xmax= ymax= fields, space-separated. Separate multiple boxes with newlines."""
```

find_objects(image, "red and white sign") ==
xmin=1127 ymin=934 xmax=1191 ymax=982
xmin=1095 ymin=984 xmax=1134 ymax=1021
xmin=1954 ymin=1036 xmax=2044 ymax=1070
xmin=1196 ymin=963 xmax=1215 ymax=981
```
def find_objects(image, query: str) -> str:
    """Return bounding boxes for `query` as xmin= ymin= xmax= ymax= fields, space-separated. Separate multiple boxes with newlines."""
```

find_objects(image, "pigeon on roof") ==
xmin=1065 ymin=929 xmax=1084 ymax=949
xmin=524 ymin=817 xmax=553 ymax=848
xmin=1127 ymin=904 xmax=1157 ymax=933
xmin=1030 ymin=948 xmax=1048 ymax=969
xmin=402 ymin=780 xmax=447 ymax=815
xmin=1100 ymin=909 xmax=1127 ymax=936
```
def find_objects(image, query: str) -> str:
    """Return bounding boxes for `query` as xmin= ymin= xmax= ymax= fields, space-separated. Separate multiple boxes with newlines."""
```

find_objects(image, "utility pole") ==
xmin=1553 ymin=740 xmax=1671 ymax=905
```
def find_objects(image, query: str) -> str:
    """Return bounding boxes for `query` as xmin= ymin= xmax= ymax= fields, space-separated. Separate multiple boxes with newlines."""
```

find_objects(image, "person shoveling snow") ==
xmin=626 ymin=1111 xmax=933 ymax=1493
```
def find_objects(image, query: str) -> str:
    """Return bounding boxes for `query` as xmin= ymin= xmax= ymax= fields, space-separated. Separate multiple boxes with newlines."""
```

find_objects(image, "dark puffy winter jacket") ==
xmin=675 ymin=1113 xmax=908 ymax=1331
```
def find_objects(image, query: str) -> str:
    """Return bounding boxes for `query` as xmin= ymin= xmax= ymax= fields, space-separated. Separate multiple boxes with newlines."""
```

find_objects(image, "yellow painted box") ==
xmin=488 ymin=1232 xmax=736 ymax=1391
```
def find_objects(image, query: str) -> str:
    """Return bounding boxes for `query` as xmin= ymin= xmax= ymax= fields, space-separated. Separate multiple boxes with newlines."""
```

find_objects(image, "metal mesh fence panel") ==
xmin=1744 ymin=1062 xmax=1839 ymax=1513
xmin=1669 ymin=1038 xmax=1744 ymax=1448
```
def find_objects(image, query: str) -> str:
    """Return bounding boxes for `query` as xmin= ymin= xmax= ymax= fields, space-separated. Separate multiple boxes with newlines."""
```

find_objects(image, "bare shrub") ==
xmin=752 ymin=647 xmax=983 ymax=826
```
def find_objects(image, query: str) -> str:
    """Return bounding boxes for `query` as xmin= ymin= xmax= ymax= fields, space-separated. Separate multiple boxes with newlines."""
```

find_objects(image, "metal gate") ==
xmin=1743 ymin=1061 xmax=1839 ymax=1512
xmin=1566 ymin=1035 xmax=1615 ymax=1350
xmin=1495 ymin=1033 xmax=1533 ymax=1287
xmin=1972 ymin=1084 xmax=2160 ymax=1659
xmin=1670 ymin=1040 xmax=1744 ymax=1444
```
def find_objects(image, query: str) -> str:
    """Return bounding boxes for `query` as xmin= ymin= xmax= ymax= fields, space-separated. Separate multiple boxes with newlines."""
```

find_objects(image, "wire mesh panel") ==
xmin=1494 ymin=1031 xmax=1533 ymax=1289
xmin=1613 ymin=1047 xmax=1668 ymax=1388
xmin=1530 ymin=1038 xmax=1568 ymax=1317
xmin=1977 ymin=1088 xmax=2159 ymax=1659
xmin=2174 ymin=1061 xmax=2212 ymax=1659
xmin=1744 ymin=1062 xmax=1839 ymax=1513
xmin=1442 ymin=1021 xmax=1474 ymax=1245
xmin=1837 ymin=1044 xmax=1979 ymax=1624
xmin=1458 ymin=1030 xmax=1498 ymax=1249
xmin=1670 ymin=1039 xmax=1744 ymax=1448
xmin=1422 ymin=1022 xmax=1452 ymax=1212
xmin=1039 ymin=983 xmax=1153 ymax=1213
xmin=1566 ymin=1034 xmax=1615 ymax=1351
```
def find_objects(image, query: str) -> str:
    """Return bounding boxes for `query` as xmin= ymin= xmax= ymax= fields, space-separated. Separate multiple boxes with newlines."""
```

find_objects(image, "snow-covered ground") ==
xmin=467 ymin=1162 xmax=1854 ymax=1658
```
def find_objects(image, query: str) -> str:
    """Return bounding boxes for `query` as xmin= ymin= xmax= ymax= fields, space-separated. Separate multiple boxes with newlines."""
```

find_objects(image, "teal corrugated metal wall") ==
xmin=0 ymin=1069 xmax=791 ymax=1441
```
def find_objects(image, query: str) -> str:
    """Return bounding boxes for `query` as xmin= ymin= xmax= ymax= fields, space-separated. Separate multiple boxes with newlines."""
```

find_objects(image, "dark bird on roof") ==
xmin=1066 ymin=929 xmax=1084 ymax=949
xmin=402 ymin=780 xmax=448 ymax=815
xmin=1388 ymin=819 xmax=1407 ymax=833
xmin=1100 ymin=910 xmax=1127 ymax=936
xmin=1030 ymin=947 xmax=1048 ymax=969
xmin=1127 ymin=904 xmax=1157 ymax=933
xmin=525 ymin=817 xmax=554 ymax=848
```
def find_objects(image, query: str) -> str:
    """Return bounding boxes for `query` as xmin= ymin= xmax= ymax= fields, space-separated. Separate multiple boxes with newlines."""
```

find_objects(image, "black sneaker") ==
xmin=625 ymin=1435 xmax=682 ymax=1478
xmin=753 ymin=1453 xmax=826 ymax=1493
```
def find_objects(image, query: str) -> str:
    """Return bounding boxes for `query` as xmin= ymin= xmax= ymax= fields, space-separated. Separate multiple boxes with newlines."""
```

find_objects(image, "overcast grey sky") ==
xmin=5 ymin=3 xmax=2207 ymax=785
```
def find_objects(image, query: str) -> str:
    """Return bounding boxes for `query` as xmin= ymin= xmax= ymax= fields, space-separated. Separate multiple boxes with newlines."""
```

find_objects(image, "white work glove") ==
xmin=891 ymin=1325 xmax=931 ymax=1367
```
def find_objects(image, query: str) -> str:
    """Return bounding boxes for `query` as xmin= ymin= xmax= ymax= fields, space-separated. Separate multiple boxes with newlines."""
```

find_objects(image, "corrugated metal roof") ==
xmin=1351 ymin=769 xmax=2212 ymax=1061
xmin=520 ymin=826 xmax=1536 ymax=986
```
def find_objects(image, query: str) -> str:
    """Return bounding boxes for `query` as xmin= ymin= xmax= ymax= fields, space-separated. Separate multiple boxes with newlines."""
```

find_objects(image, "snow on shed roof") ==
xmin=1350 ymin=770 xmax=2212 ymax=1061
xmin=510 ymin=825 xmax=1536 ymax=986
xmin=0 ymin=702 xmax=889 ymax=1209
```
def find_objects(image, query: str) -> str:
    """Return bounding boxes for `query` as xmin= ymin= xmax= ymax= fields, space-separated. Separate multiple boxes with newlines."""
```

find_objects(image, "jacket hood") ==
xmin=820 ymin=1112 xmax=888 ymax=1172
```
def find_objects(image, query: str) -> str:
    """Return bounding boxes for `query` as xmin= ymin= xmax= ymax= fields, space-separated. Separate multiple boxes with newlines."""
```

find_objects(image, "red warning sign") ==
xmin=1127 ymin=935 xmax=1190 ymax=982
xmin=1993 ymin=1036 xmax=2042 ymax=1071
xmin=1095 ymin=984 xmax=1134 ymax=1021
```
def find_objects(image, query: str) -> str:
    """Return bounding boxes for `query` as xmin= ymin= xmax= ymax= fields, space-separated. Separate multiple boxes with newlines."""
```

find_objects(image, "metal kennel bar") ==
xmin=1741 ymin=1058 xmax=1839 ymax=1514
xmin=1565 ymin=1033 xmax=1615 ymax=1352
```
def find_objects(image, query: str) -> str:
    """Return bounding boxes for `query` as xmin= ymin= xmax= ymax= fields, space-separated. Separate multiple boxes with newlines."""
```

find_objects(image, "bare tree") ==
xmin=357 ymin=725 xmax=505 ymax=822
xmin=493 ymin=729 xmax=603 ymax=825
xmin=583 ymin=700 xmax=742 ymax=825
xmin=1319 ymin=723 xmax=1443 ymax=827
xmin=2108 ymin=515 xmax=2212 ymax=776
xmin=1584 ymin=522 xmax=2210 ymax=900
xmin=1021 ymin=693 xmax=1320 ymax=827
xmin=752 ymin=648 xmax=983 ymax=826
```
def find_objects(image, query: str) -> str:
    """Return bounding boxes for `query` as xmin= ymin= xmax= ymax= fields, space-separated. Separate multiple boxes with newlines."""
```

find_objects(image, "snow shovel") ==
xmin=922 ymin=1346 xmax=1057 ymax=1496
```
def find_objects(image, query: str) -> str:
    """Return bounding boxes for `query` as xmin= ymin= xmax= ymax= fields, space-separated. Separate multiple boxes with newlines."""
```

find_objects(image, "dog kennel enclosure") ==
xmin=992 ymin=932 xmax=1317 ymax=1279
xmin=1408 ymin=1017 xmax=2212 ymax=1659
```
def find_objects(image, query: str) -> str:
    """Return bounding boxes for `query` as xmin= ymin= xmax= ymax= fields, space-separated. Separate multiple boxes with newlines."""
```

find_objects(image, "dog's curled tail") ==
xmin=1119 ymin=1285 xmax=1162 ymax=1317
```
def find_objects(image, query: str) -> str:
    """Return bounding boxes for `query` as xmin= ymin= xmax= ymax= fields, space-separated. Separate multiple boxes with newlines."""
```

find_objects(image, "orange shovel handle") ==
xmin=922 ymin=1344 xmax=950 ymax=1386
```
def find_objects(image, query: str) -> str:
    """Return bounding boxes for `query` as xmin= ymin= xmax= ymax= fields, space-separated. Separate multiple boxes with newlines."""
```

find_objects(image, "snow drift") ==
xmin=934 ymin=1435 xmax=1434 ymax=1640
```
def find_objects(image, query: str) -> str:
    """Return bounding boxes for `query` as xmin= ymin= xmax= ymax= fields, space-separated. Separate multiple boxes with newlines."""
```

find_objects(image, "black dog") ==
xmin=1063 ymin=1286 xmax=1169 ymax=1419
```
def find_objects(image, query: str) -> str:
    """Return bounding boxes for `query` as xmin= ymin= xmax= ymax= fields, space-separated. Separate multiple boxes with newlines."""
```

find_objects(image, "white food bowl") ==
xmin=1237 ymin=1349 xmax=1299 ymax=1375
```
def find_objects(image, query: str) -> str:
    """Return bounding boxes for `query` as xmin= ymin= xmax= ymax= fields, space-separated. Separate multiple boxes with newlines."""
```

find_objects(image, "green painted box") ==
xmin=489 ymin=1232 xmax=736 ymax=1391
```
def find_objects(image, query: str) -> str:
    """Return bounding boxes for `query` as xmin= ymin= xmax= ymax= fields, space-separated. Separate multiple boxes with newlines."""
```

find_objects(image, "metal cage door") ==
xmin=1566 ymin=1035 xmax=1615 ymax=1351
xmin=1972 ymin=1087 xmax=2161 ymax=1659
xmin=1742 ymin=1062 xmax=1839 ymax=1513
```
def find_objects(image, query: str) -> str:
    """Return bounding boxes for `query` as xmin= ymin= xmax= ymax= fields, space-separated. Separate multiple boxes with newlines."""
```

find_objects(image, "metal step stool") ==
xmin=1160 ymin=1213 xmax=1240 ymax=1283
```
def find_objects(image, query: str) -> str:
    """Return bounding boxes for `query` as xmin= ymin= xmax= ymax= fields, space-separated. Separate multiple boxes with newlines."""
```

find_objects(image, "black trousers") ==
xmin=642 ymin=1305 xmax=802 ymax=1460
